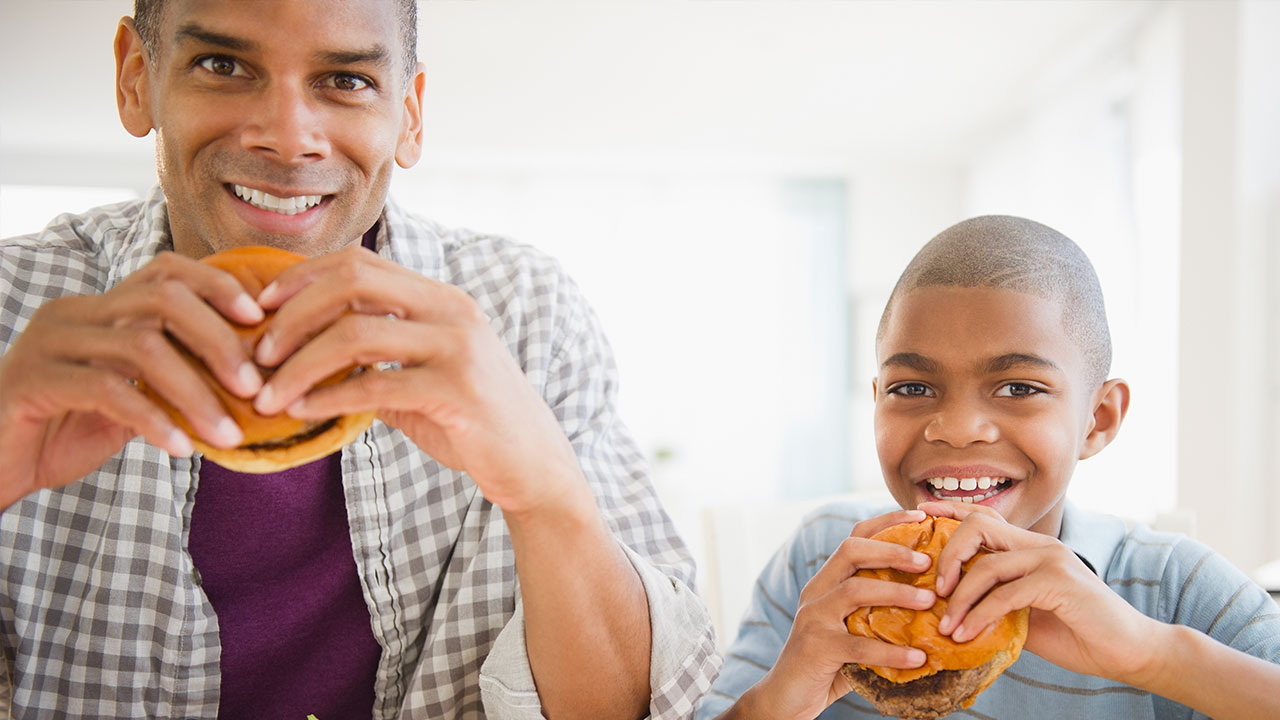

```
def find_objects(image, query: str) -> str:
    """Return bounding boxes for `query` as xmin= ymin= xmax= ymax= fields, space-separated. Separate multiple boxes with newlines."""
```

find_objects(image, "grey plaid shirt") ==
xmin=0 ymin=187 xmax=721 ymax=719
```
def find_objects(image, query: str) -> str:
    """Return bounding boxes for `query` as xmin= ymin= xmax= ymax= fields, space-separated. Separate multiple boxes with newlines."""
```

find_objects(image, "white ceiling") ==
xmin=1 ymin=0 xmax=1152 ymax=171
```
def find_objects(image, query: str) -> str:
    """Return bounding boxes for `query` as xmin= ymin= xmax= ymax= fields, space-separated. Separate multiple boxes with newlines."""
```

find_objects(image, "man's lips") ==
xmin=228 ymin=183 xmax=331 ymax=216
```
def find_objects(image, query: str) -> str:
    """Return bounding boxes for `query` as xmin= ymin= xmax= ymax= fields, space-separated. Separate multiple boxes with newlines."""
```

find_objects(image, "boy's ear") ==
xmin=115 ymin=17 xmax=155 ymax=138
xmin=1079 ymin=378 xmax=1130 ymax=460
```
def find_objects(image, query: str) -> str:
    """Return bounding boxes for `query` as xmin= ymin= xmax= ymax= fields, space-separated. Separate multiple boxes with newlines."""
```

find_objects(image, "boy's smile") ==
xmin=874 ymin=286 xmax=1109 ymax=536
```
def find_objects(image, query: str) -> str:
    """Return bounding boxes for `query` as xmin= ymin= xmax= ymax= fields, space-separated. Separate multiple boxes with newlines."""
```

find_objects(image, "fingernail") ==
xmin=237 ymin=362 xmax=262 ymax=394
xmin=913 ymin=551 xmax=931 ymax=566
xmin=233 ymin=293 xmax=264 ymax=322
xmin=255 ymin=384 xmax=275 ymax=413
xmin=907 ymin=649 xmax=926 ymax=666
xmin=953 ymin=623 xmax=968 ymax=641
xmin=169 ymin=429 xmax=194 ymax=457
xmin=258 ymin=282 xmax=279 ymax=306
xmin=255 ymin=334 xmax=275 ymax=365
xmin=286 ymin=397 xmax=307 ymax=417
xmin=917 ymin=588 xmax=934 ymax=604
xmin=214 ymin=417 xmax=243 ymax=447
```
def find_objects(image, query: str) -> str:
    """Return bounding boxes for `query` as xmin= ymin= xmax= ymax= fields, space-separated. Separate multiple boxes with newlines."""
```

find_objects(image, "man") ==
xmin=0 ymin=1 xmax=719 ymax=718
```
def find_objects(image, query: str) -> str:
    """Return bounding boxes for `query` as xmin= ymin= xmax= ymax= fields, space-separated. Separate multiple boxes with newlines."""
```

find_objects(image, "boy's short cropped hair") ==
xmin=876 ymin=215 xmax=1112 ymax=386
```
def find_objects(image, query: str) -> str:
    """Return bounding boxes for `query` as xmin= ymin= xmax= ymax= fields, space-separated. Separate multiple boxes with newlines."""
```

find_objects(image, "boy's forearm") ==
xmin=1131 ymin=622 xmax=1280 ymax=718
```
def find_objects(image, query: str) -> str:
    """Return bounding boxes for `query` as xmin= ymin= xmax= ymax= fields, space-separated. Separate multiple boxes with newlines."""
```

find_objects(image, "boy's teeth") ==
xmin=232 ymin=184 xmax=323 ymax=215
xmin=925 ymin=476 xmax=1012 ymax=502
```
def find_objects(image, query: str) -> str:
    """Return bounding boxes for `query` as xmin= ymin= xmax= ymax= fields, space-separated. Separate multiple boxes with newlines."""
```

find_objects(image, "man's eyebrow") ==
xmin=881 ymin=353 xmax=940 ymax=373
xmin=983 ymin=352 xmax=1062 ymax=374
xmin=315 ymin=45 xmax=393 ymax=69
xmin=174 ymin=23 xmax=258 ymax=53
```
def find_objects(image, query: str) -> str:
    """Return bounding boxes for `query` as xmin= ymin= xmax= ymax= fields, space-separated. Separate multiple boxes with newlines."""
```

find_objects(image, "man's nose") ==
xmin=240 ymin=83 xmax=330 ymax=163
xmin=923 ymin=395 xmax=999 ymax=447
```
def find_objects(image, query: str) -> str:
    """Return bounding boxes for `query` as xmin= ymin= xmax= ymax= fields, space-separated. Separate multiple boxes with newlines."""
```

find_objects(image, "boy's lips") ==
xmin=914 ymin=465 xmax=1020 ymax=505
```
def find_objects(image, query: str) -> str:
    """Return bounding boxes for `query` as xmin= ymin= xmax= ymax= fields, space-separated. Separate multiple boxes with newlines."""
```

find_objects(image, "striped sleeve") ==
xmin=695 ymin=504 xmax=886 ymax=720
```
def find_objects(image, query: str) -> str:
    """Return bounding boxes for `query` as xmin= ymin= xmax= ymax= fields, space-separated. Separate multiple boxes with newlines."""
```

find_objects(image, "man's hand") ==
xmin=725 ymin=509 xmax=936 ymax=720
xmin=922 ymin=501 xmax=1162 ymax=683
xmin=250 ymin=245 xmax=653 ymax=718
xmin=250 ymin=244 xmax=583 ymax=515
xmin=0 ymin=252 xmax=264 ymax=510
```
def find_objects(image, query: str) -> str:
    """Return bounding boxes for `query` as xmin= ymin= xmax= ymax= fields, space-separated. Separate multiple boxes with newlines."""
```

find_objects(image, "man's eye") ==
xmin=889 ymin=383 xmax=933 ymax=398
xmin=996 ymin=382 xmax=1041 ymax=397
xmin=327 ymin=73 xmax=371 ymax=91
xmin=197 ymin=55 xmax=247 ymax=77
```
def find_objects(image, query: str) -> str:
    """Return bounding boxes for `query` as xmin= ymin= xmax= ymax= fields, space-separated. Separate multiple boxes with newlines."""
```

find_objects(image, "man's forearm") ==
xmin=507 ymin=477 xmax=652 ymax=720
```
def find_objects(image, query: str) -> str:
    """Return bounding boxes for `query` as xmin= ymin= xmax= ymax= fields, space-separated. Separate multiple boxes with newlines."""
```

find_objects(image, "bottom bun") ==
xmin=840 ymin=645 xmax=1019 ymax=719
xmin=194 ymin=410 xmax=377 ymax=473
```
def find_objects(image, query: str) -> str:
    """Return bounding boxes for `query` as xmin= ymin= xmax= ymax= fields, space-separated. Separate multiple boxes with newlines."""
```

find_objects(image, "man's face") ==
xmin=127 ymin=0 xmax=422 ymax=257
xmin=873 ymin=286 xmax=1101 ymax=536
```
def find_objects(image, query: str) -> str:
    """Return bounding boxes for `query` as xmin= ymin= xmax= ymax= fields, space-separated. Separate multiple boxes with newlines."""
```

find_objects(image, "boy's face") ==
xmin=873 ymin=286 xmax=1104 ymax=536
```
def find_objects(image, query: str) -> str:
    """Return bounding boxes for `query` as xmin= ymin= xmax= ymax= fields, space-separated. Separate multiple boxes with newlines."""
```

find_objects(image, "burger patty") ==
xmin=839 ymin=658 xmax=994 ymax=720
xmin=241 ymin=418 xmax=339 ymax=451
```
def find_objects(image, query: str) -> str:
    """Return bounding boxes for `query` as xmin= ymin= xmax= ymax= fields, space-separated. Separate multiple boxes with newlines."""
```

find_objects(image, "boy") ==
xmin=698 ymin=216 xmax=1280 ymax=719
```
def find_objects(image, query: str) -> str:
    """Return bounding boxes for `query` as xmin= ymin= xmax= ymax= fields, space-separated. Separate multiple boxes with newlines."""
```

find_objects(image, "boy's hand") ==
xmin=921 ymin=501 xmax=1163 ymax=685
xmin=739 ymin=509 xmax=937 ymax=720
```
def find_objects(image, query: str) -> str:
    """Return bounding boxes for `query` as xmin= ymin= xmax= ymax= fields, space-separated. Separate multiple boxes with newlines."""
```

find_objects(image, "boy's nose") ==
xmin=240 ymin=84 xmax=330 ymax=164
xmin=923 ymin=398 xmax=999 ymax=447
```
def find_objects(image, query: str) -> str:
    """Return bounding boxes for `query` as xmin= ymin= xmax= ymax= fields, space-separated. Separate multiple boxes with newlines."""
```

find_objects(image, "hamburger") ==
xmin=841 ymin=516 xmax=1028 ymax=719
xmin=143 ymin=246 xmax=376 ymax=473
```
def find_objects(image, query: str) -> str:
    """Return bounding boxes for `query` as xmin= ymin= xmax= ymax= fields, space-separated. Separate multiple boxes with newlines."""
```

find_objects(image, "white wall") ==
xmin=1177 ymin=0 xmax=1280 ymax=573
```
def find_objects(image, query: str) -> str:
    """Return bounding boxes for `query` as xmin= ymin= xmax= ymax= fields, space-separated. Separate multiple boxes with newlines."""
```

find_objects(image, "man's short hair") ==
xmin=877 ymin=215 xmax=1113 ymax=386
xmin=133 ymin=0 xmax=419 ymax=82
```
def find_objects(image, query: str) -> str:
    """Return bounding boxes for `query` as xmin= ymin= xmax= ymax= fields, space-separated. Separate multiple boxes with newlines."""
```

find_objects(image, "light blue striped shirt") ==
xmin=698 ymin=500 xmax=1280 ymax=719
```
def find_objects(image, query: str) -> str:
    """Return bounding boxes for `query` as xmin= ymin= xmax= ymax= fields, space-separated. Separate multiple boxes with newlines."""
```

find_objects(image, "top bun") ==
xmin=144 ymin=246 xmax=375 ymax=472
xmin=844 ymin=515 xmax=1029 ymax=683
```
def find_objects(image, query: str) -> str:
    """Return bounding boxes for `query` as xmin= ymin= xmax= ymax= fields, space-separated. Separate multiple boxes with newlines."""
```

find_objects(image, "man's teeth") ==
xmin=232 ymin=185 xmax=323 ymax=215
xmin=925 ymin=476 xmax=1012 ymax=502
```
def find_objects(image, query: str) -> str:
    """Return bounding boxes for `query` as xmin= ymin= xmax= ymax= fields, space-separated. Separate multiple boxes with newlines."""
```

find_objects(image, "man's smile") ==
xmin=229 ymin=183 xmax=328 ymax=215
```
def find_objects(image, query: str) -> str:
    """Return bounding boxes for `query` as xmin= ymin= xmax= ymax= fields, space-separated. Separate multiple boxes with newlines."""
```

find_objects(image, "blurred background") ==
xmin=4 ymin=0 xmax=1279 ymax=643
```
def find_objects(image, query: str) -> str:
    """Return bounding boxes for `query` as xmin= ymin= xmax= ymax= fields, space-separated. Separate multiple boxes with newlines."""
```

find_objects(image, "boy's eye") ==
xmin=888 ymin=382 xmax=934 ymax=398
xmin=197 ymin=55 xmax=249 ymax=78
xmin=996 ymin=382 xmax=1042 ymax=397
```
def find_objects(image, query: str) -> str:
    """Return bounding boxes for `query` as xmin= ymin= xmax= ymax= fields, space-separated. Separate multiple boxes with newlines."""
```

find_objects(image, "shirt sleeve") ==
xmin=476 ymin=265 xmax=721 ymax=718
xmin=1137 ymin=529 xmax=1280 ymax=719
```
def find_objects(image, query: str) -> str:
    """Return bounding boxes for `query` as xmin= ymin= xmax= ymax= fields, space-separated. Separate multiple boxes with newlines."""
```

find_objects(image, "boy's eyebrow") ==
xmin=881 ymin=352 xmax=940 ymax=373
xmin=174 ymin=23 xmax=257 ymax=53
xmin=984 ymin=352 xmax=1062 ymax=374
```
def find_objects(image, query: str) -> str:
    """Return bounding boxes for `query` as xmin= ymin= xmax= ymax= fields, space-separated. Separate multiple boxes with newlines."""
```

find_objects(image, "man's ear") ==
xmin=115 ymin=17 xmax=155 ymax=138
xmin=394 ymin=62 xmax=426 ymax=169
xmin=1079 ymin=378 xmax=1130 ymax=460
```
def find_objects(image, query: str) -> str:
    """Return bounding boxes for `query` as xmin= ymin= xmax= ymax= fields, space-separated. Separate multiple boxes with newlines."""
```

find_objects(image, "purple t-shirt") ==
xmin=189 ymin=454 xmax=380 ymax=719
xmin=189 ymin=228 xmax=382 ymax=718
